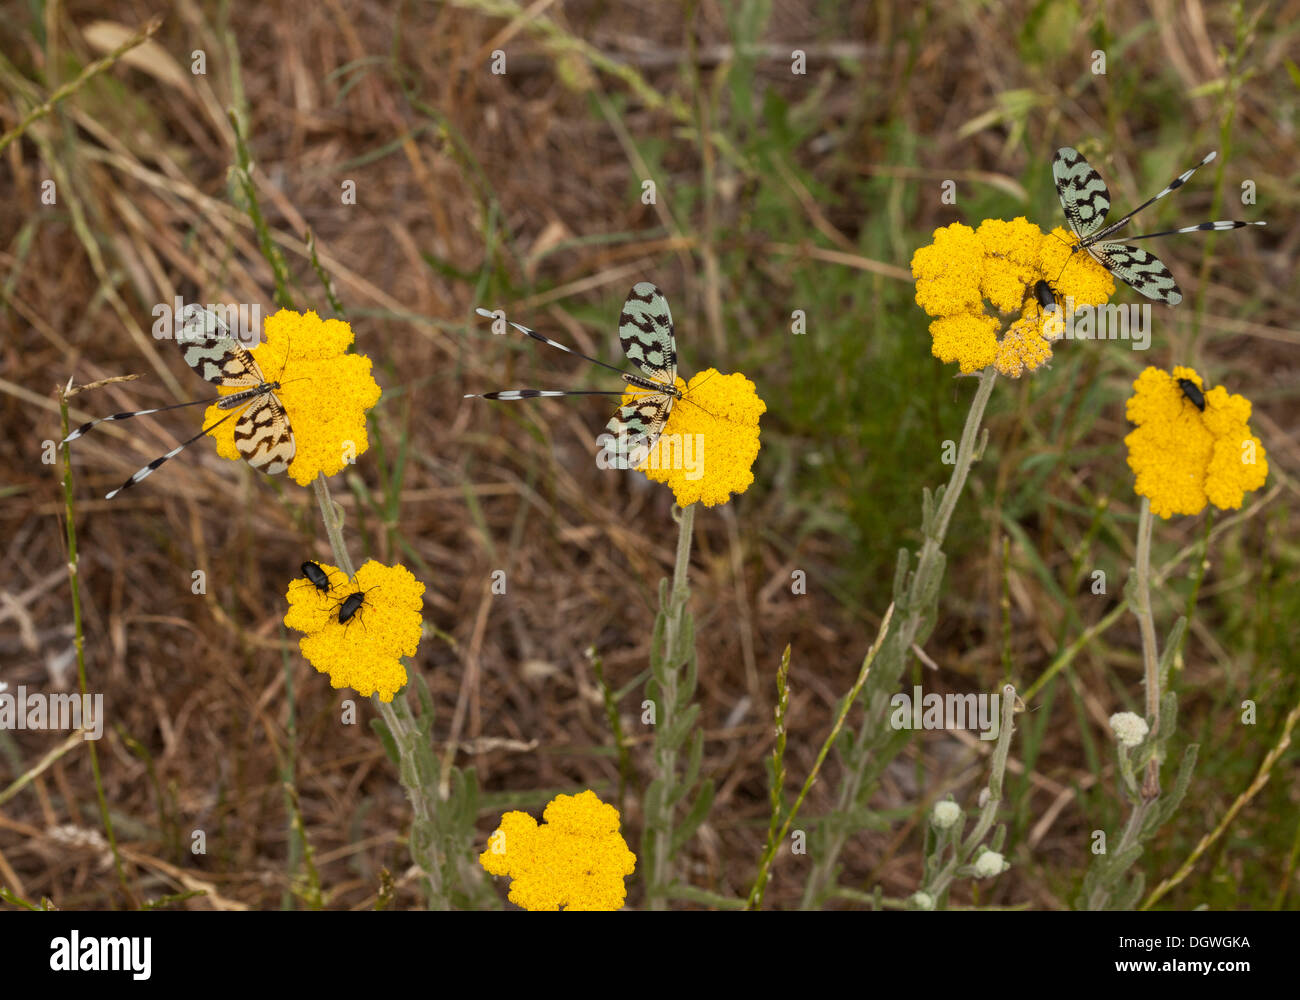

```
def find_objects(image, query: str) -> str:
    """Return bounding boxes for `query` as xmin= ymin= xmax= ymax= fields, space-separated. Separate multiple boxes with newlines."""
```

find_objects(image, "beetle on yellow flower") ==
xmin=1125 ymin=366 xmax=1268 ymax=518
xmin=910 ymin=217 xmax=1115 ymax=376
xmin=283 ymin=559 xmax=425 ymax=702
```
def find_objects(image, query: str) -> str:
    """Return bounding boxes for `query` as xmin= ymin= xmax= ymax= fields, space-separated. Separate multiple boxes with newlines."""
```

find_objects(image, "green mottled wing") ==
xmin=1088 ymin=243 xmax=1182 ymax=305
xmin=1052 ymin=147 xmax=1111 ymax=241
xmin=619 ymin=282 xmax=676 ymax=384
xmin=603 ymin=393 xmax=673 ymax=468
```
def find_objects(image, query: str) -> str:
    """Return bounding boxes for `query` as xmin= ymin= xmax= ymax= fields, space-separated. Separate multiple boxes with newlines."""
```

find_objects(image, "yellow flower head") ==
xmin=625 ymin=369 xmax=766 ymax=507
xmin=910 ymin=218 xmax=1116 ymax=377
xmin=283 ymin=559 xmax=425 ymax=702
xmin=1124 ymin=366 xmax=1268 ymax=519
xmin=480 ymin=790 xmax=636 ymax=911
xmin=205 ymin=309 xmax=382 ymax=486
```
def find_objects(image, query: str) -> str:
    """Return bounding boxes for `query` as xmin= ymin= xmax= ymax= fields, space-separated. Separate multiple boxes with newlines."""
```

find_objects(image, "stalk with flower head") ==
xmin=803 ymin=217 xmax=1091 ymax=906
xmin=633 ymin=363 xmax=766 ymax=909
xmin=225 ymin=147 xmax=496 ymax=909
xmin=1081 ymin=365 xmax=1268 ymax=910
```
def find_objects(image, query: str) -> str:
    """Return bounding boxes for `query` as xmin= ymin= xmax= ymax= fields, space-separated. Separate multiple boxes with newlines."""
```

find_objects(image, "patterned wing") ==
xmin=619 ymin=283 xmax=676 ymax=383
xmin=1052 ymin=147 xmax=1111 ymax=241
xmin=1089 ymin=243 xmax=1182 ymax=305
xmin=177 ymin=306 xmax=264 ymax=387
xmin=604 ymin=392 xmax=673 ymax=468
xmin=233 ymin=393 xmax=295 ymax=473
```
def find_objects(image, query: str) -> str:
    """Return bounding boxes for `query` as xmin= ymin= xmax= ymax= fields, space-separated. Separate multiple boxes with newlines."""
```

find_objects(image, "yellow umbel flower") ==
xmin=995 ymin=315 xmax=1053 ymax=378
xmin=283 ymin=559 xmax=425 ymax=702
xmin=624 ymin=369 xmax=766 ymax=508
xmin=910 ymin=218 xmax=1116 ymax=377
xmin=480 ymin=790 xmax=636 ymax=911
xmin=1124 ymin=366 xmax=1268 ymax=519
xmin=205 ymin=309 xmax=382 ymax=486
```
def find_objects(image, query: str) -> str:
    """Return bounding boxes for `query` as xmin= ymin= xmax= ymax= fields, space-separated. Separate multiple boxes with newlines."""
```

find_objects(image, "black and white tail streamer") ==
xmin=62 ymin=306 xmax=294 ymax=499
xmin=1051 ymin=147 xmax=1265 ymax=305
xmin=466 ymin=282 xmax=682 ymax=467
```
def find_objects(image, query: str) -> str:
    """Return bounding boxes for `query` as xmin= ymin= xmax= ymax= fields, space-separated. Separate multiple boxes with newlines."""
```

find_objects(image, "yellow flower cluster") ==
xmin=480 ymin=790 xmax=636 ymax=911
xmin=205 ymin=309 xmax=382 ymax=485
xmin=283 ymin=559 xmax=425 ymax=702
xmin=910 ymin=218 xmax=1115 ymax=376
xmin=627 ymin=369 xmax=766 ymax=507
xmin=1124 ymin=366 xmax=1268 ymax=518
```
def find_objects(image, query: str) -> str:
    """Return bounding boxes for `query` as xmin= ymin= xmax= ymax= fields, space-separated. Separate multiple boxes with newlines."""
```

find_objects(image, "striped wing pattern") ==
xmin=607 ymin=282 xmax=677 ymax=464
xmin=66 ymin=306 xmax=295 ymax=498
xmin=177 ymin=306 xmax=264 ymax=387
xmin=180 ymin=306 xmax=294 ymax=474
xmin=1052 ymin=147 xmax=1111 ymax=240
xmin=1051 ymin=147 xmax=1263 ymax=306
xmin=234 ymin=393 xmax=295 ymax=473
xmin=467 ymin=283 xmax=681 ymax=468
xmin=1089 ymin=243 xmax=1182 ymax=305
xmin=619 ymin=282 xmax=676 ymax=383
xmin=605 ymin=393 xmax=673 ymax=468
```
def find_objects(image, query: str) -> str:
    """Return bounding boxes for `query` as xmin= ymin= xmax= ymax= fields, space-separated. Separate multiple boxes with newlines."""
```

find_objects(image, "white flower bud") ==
xmin=1109 ymin=711 xmax=1149 ymax=748
xmin=972 ymin=850 xmax=1008 ymax=879
xmin=931 ymin=800 xmax=962 ymax=830
xmin=910 ymin=891 xmax=935 ymax=910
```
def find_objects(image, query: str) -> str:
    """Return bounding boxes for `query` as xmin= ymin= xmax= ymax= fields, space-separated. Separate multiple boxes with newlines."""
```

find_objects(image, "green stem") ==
xmin=311 ymin=472 xmax=447 ymax=907
xmin=1085 ymin=498 xmax=1161 ymax=910
xmin=589 ymin=647 xmax=633 ymax=812
xmin=311 ymin=472 xmax=355 ymax=578
xmin=1132 ymin=497 xmax=1162 ymax=799
xmin=58 ymin=385 xmax=130 ymax=903
xmin=0 ymin=17 xmax=162 ymax=155
xmin=920 ymin=683 xmax=1017 ymax=902
xmin=647 ymin=502 xmax=696 ymax=910
xmin=803 ymin=366 xmax=997 ymax=907
xmin=374 ymin=696 xmax=447 ymax=908
xmin=747 ymin=608 xmax=895 ymax=909
xmin=229 ymin=109 xmax=296 ymax=310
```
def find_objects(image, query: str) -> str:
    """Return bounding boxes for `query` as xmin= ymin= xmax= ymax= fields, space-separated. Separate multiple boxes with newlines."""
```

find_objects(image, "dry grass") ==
xmin=1 ymin=1 xmax=1296 ymax=910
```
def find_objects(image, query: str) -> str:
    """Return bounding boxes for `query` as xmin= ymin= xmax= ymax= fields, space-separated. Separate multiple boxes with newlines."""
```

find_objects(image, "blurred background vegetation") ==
xmin=0 ymin=0 xmax=1295 ymax=909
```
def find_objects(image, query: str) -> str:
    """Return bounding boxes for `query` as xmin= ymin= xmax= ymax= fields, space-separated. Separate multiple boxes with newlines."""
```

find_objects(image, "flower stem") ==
xmin=646 ymin=502 xmax=696 ymax=910
xmin=1085 ymin=497 xmax=1161 ymax=910
xmin=310 ymin=472 xmax=447 ymax=908
xmin=374 ymin=696 xmax=447 ymax=908
xmin=311 ymin=472 xmax=355 ymax=578
xmin=670 ymin=502 xmax=696 ymax=617
xmin=1132 ymin=497 xmax=1162 ymax=799
xmin=58 ymin=382 xmax=130 ymax=904
xmin=747 ymin=606 xmax=895 ymax=910
xmin=803 ymin=366 xmax=997 ymax=907
xmin=921 ymin=683 xmax=1017 ymax=902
